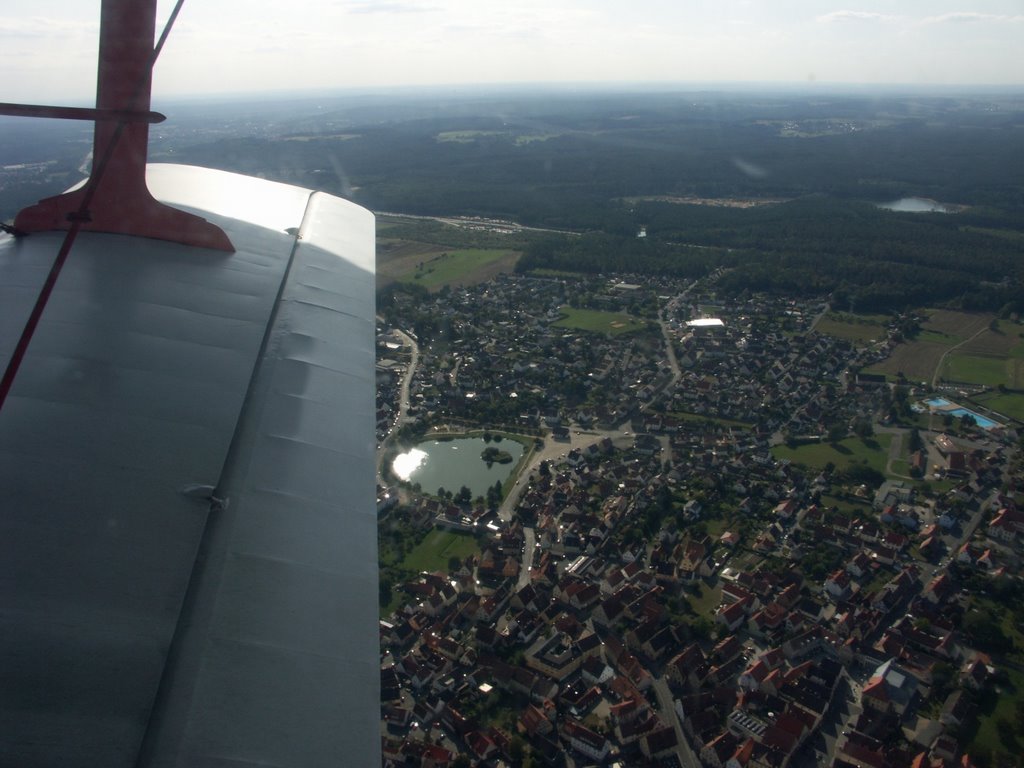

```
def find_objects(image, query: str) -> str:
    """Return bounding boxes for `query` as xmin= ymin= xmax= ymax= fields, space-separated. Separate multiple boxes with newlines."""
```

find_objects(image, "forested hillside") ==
xmin=7 ymin=89 xmax=1023 ymax=313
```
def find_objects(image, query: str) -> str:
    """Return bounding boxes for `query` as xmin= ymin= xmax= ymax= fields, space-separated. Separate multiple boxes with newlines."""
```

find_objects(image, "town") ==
xmin=374 ymin=270 xmax=1022 ymax=768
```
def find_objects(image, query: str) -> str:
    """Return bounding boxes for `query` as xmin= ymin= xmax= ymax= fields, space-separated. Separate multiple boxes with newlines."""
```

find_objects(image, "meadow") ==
xmin=772 ymin=435 xmax=891 ymax=476
xmin=814 ymin=312 xmax=888 ymax=345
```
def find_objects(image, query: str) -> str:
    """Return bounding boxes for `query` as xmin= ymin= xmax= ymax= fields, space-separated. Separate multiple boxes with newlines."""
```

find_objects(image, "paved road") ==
xmin=376 ymin=327 xmax=419 ymax=481
xmin=657 ymin=311 xmax=682 ymax=390
xmin=651 ymin=678 xmax=700 ymax=768
xmin=517 ymin=527 xmax=535 ymax=589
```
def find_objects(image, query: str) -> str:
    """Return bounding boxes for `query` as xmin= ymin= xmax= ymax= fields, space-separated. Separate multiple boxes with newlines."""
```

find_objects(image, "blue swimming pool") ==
xmin=948 ymin=409 xmax=998 ymax=429
xmin=925 ymin=398 xmax=1000 ymax=429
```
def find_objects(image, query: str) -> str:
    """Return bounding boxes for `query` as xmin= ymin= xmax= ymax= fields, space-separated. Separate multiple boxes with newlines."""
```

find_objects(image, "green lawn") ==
xmin=773 ymin=435 xmax=891 ymax=475
xmin=402 ymin=529 xmax=481 ymax=573
xmin=943 ymin=354 xmax=1015 ymax=387
xmin=819 ymin=493 xmax=874 ymax=516
xmin=814 ymin=313 xmax=888 ymax=345
xmin=669 ymin=410 xmax=754 ymax=429
xmin=552 ymin=306 xmax=647 ymax=336
xmin=965 ymin=596 xmax=1024 ymax=763
xmin=687 ymin=581 xmax=723 ymax=620
xmin=973 ymin=391 xmax=1024 ymax=422
xmin=401 ymin=249 xmax=517 ymax=288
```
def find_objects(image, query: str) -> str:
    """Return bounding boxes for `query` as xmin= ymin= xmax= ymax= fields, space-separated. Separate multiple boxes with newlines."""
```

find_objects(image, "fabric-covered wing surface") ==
xmin=0 ymin=165 xmax=378 ymax=768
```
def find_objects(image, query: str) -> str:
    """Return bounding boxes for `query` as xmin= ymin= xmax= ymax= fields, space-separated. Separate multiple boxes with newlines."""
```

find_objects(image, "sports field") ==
xmin=942 ymin=353 xmax=1024 ymax=388
xmin=552 ymin=306 xmax=647 ymax=336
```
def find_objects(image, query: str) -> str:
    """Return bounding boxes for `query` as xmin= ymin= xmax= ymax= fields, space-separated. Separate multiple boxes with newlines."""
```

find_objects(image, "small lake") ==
xmin=877 ymin=197 xmax=954 ymax=213
xmin=392 ymin=437 xmax=525 ymax=498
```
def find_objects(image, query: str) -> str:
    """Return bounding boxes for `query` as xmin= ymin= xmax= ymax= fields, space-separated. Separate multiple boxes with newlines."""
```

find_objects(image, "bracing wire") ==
xmin=0 ymin=0 xmax=188 ymax=412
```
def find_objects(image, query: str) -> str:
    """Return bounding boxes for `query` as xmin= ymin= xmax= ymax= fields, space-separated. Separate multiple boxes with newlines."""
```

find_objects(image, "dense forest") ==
xmin=166 ymin=91 xmax=1024 ymax=218
xmin=5 ymin=89 xmax=1024 ymax=312
xmin=517 ymin=197 xmax=1024 ymax=312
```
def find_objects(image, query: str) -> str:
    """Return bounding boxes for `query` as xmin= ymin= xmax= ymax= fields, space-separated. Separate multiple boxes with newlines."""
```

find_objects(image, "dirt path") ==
xmin=931 ymin=324 xmax=990 ymax=389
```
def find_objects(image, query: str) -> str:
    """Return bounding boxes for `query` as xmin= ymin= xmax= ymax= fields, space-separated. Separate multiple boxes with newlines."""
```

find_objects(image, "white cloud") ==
xmin=345 ymin=2 xmax=438 ymax=14
xmin=816 ymin=10 xmax=898 ymax=24
xmin=921 ymin=12 xmax=1024 ymax=24
xmin=0 ymin=16 xmax=97 ymax=39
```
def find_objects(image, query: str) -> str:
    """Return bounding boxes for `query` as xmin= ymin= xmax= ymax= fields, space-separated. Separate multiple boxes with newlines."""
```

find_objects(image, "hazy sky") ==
xmin=2 ymin=0 xmax=1022 ymax=102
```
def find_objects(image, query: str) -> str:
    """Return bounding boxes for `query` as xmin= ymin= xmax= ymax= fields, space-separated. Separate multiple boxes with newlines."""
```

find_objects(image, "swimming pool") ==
xmin=925 ymin=397 xmax=1000 ymax=429
xmin=948 ymin=409 xmax=999 ymax=429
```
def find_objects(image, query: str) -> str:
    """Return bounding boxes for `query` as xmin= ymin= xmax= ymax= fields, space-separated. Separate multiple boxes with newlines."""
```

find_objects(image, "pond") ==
xmin=391 ymin=436 xmax=525 ymax=498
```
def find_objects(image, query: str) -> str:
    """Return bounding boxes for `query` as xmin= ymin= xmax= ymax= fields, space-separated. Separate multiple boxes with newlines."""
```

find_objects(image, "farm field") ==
xmin=921 ymin=309 xmax=992 ymax=339
xmin=958 ymin=320 xmax=1024 ymax=358
xmin=865 ymin=341 xmax=948 ymax=383
xmin=865 ymin=310 xmax=996 ymax=383
xmin=403 ymin=249 xmax=520 ymax=289
xmin=380 ymin=244 xmax=520 ymax=290
xmin=553 ymin=306 xmax=647 ymax=336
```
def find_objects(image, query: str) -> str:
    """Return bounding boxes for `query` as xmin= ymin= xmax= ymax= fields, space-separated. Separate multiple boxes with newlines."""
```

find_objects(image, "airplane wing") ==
xmin=0 ymin=163 xmax=380 ymax=767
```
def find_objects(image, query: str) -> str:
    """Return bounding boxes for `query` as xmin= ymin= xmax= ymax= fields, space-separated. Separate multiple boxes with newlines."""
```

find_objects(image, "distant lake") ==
xmin=877 ymin=197 xmax=954 ymax=213
xmin=392 ymin=437 xmax=524 ymax=498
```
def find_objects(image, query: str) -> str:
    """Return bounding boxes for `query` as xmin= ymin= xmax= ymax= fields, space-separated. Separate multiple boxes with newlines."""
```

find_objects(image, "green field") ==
xmin=514 ymin=132 xmax=565 ymax=145
xmin=670 ymin=410 xmax=753 ymax=429
xmin=961 ymin=225 xmax=1024 ymax=243
xmin=773 ymin=435 xmax=891 ymax=475
xmin=917 ymin=329 xmax=962 ymax=345
xmin=402 ymin=529 xmax=481 ymax=573
xmin=820 ymin=493 xmax=873 ymax=512
xmin=814 ymin=313 xmax=888 ymax=345
xmin=436 ymin=130 xmax=505 ymax=142
xmin=402 ymin=249 xmax=518 ymax=288
xmin=973 ymin=391 xmax=1024 ymax=422
xmin=944 ymin=353 xmax=1024 ymax=388
xmin=552 ymin=306 xmax=646 ymax=336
